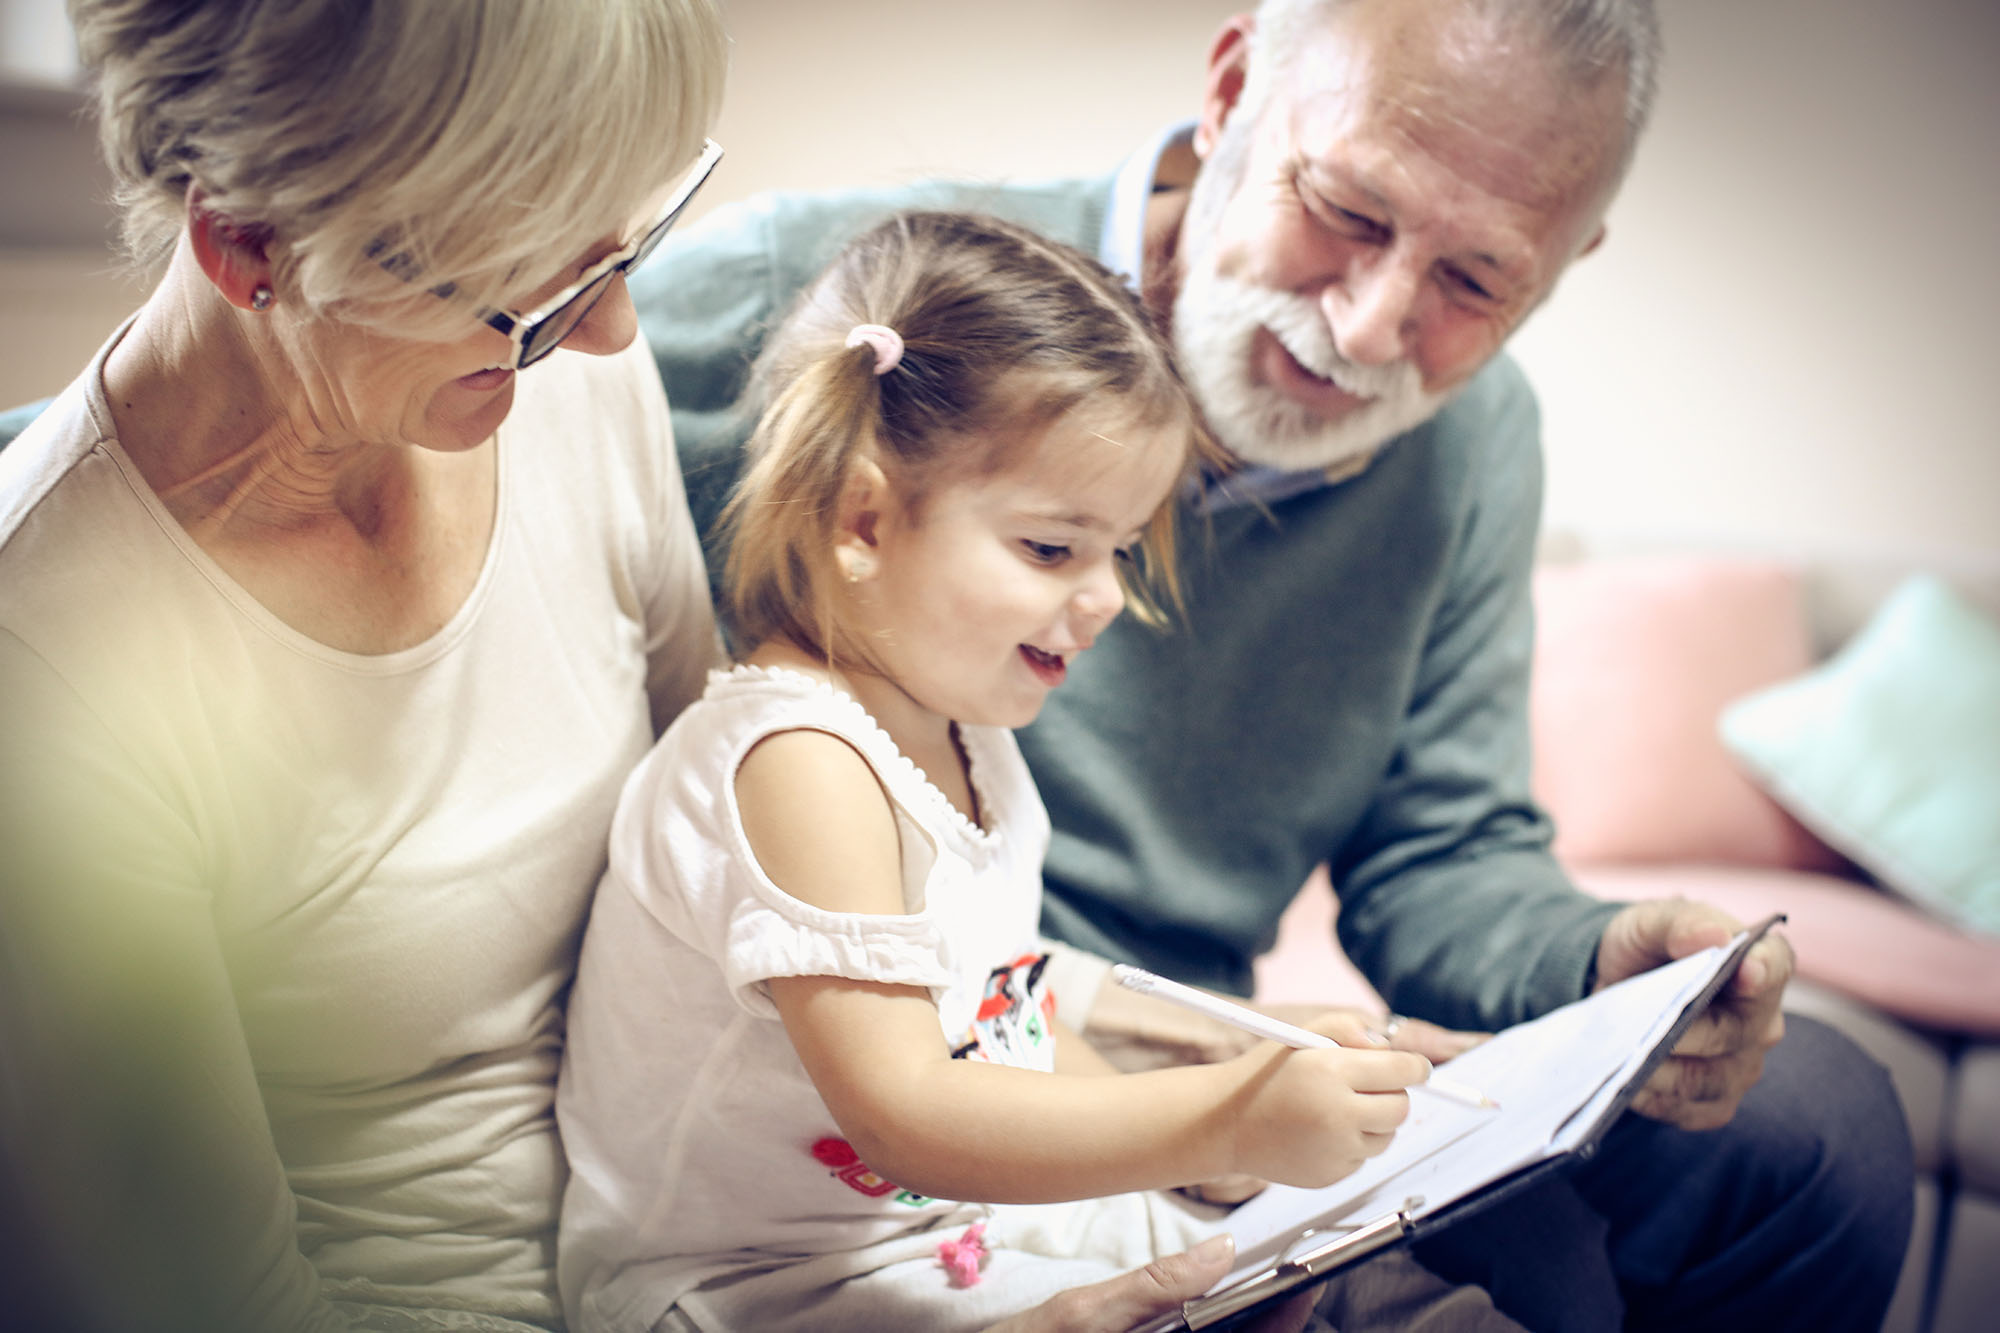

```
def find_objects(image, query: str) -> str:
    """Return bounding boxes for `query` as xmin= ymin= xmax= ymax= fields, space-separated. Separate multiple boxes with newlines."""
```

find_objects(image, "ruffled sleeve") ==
xmin=716 ymin=877 xmax=959 ymax=1019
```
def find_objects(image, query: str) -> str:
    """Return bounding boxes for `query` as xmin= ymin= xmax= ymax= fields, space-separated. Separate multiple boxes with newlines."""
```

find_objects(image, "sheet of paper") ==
xmin=1214 ymin=944 xmax=1730 ymax=1279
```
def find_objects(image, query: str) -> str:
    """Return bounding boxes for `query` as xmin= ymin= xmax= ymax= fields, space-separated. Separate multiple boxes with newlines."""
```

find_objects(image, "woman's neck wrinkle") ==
xmin=111 ymin=243 xmax=402 ymax=538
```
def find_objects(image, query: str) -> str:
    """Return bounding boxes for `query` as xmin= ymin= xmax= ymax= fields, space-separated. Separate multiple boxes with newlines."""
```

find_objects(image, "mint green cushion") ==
xmin=1720 ymin=575 xmax=2000 ymax=936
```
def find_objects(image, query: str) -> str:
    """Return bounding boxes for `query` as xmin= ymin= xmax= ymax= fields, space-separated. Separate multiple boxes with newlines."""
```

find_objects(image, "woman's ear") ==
xmin=186 ymin=191 xmax=276 ymax=312
xmin=834 ymin=456 xmax=889 ymax=584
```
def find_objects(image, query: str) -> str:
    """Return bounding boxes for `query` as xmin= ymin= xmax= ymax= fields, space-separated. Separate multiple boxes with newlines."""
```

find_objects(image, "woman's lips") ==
xmin=456 ymin=366 xmax=514 ymax=391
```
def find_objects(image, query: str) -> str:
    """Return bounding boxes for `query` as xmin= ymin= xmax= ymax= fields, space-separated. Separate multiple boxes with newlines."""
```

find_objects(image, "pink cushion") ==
xmin=1571 ymin=865 xmax=2000 ymax=1037
xmin=1532 ymin=558 xmax=1844 ymax=871
xmin=1253 ymin=866 xmax=1385 ymax=1011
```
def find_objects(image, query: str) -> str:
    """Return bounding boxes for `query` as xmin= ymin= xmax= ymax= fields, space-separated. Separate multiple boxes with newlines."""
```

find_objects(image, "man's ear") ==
xmin=834 ymin=456 xmax=890 ymax=583
xmin=186 ymin=191 xmax=275 ymax=311
xmin=1194 ymin=16 xmax=1255 ymax=161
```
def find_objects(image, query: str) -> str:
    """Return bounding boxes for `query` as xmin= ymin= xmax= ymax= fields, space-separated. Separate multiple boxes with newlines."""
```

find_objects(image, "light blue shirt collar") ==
xmin=1097 ymin=121 xmax=1190 ymax=291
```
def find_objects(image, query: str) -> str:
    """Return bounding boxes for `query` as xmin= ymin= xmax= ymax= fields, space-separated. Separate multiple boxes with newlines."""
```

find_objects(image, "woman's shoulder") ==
xmin=0 ymin=373 xmax=180 ymax=654
xmin=0 ymin=369 xmax=118 ymax=552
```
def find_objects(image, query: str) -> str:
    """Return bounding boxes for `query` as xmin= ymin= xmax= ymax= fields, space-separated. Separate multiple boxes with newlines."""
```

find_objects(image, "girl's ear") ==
xmin=186 ymin=190 xmax=276 ymax=312
xmin=834 ymin=456 xmax=890 ymax=583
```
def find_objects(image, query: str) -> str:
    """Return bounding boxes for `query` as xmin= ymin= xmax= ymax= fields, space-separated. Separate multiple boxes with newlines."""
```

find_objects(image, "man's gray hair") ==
xmin=1244 ymin=0 xmax=1663 ymax=175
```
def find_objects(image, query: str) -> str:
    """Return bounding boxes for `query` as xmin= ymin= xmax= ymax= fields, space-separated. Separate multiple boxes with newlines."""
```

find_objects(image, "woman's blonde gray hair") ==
xmin=69 ymin=0 xmax=726 ymax=340
xmin=722 ymin=210 xmax=1213 ymax=666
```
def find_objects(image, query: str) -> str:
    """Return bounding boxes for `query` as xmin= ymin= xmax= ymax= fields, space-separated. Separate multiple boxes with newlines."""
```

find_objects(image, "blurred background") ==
xmin=2 ymin=0 xmax=1994 ymax=568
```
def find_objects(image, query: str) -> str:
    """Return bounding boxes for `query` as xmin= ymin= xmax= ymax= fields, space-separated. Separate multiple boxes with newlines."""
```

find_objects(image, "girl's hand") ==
xmin=1220 ymin=1039 xmax=1431 ymax=1189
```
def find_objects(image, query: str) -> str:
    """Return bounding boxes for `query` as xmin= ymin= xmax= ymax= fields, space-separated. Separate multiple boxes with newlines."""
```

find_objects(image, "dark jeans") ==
xmin=1413 ymin=1015 xmax=1915 ymax=1332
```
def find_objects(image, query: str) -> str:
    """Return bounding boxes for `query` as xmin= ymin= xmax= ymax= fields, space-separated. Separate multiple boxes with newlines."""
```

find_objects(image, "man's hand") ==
xmin=985 ymin=1233 xmax=1313 ymax=1333
xmin=1264 ymin=1006 xmax=1488 ymax=1064
xmin=1593 ymin=898 xmax=1794 ymax=1130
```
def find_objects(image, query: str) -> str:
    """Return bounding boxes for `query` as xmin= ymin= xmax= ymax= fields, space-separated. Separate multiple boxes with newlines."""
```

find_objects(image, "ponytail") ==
xmin=721 ymin=336 xmax=894 ymax=660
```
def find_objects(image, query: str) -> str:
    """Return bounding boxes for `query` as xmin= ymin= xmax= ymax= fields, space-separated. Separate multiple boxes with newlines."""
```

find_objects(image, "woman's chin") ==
xmin=421 ymin=377 xmax=517 ymax=451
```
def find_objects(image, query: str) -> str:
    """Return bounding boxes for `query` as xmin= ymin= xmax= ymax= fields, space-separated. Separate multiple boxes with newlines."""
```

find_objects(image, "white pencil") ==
xmin=1108 ymin=963 xmax=1499 ymax=1110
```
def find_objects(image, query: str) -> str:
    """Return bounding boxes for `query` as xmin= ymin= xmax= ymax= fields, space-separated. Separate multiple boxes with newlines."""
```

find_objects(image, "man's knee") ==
xmin=1587 ymin=1013 xmax=1915 ymax=1330
xmin=1763 ymin=1015 xmax=1915 ymax=1282
xmin=1725 ymin=1014 xmax=1912 ymax=1229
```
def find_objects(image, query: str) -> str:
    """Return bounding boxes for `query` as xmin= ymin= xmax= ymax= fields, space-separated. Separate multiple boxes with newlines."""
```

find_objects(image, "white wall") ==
xmin=3 ymin=0 xmax=1993 ymax=568
xmin=700 ymin=1 xmax=1224 ymax=202
xmin=0 ymin=0 xmax=75 ymax=85
xmin=1510 ymin=0 xmax=2000 ymax=566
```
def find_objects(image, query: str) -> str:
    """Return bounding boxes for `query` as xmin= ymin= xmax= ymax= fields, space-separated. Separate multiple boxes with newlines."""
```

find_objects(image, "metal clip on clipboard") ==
xmin=1147 ymin=1198 xmax=1423 ymax=1331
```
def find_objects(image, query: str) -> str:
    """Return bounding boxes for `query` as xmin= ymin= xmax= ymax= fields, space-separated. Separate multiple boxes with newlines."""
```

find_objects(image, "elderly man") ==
xmin=638 ymin=0 xmax=1913 ymax=1328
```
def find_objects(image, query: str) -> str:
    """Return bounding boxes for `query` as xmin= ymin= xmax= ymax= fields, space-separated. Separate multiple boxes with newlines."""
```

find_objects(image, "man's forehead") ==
xmin=1280 ymin=0 xmax=1626 ymax=222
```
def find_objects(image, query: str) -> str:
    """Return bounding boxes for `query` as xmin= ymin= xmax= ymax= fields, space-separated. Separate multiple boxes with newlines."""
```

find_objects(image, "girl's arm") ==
xmin=737 ymin=729 xmax=1431 ymax=1206
xmin=1047 ymin=1011 xmax=1270 ymax=1205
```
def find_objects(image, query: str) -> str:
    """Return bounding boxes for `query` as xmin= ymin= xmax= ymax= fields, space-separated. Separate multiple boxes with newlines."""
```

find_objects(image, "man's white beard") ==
xmin=1172 ymin=256 xmax=1448 ymax=474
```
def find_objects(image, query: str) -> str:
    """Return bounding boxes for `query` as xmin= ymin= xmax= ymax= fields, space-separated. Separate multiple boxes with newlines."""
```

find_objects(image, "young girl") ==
xmin=555 ymin=211 xmax=1461 ymax=1332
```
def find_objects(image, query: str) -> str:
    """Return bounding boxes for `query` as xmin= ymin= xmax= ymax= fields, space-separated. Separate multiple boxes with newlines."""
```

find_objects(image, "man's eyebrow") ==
xmin=1298 ymin=158 xmax=1390 ymax=214
xmin=1463 ymin=243 xmax=1534 ymax=282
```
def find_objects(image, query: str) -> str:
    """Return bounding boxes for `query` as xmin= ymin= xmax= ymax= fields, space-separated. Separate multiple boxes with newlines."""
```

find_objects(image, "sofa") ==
xmin=1254 ymin=548 xmax=2000 ymax=1333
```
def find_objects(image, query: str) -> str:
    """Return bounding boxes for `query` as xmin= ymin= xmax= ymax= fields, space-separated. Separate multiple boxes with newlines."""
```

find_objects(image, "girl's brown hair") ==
xmin=721 ymin=210 xmax=1213 ymax=664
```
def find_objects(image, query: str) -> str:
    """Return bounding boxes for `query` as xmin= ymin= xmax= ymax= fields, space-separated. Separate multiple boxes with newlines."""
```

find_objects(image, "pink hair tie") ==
xmin=845 ymin=323 xmax=905 ymax=376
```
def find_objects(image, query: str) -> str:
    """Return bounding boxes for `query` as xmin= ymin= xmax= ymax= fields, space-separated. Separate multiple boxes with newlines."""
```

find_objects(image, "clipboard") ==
xmin=1138 ymin=914 xmax=1785 ymax=1331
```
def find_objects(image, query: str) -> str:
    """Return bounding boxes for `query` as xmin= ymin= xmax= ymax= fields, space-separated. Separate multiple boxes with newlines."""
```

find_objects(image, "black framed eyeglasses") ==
xmin=481 ymin=138 xmax=723 ymax=368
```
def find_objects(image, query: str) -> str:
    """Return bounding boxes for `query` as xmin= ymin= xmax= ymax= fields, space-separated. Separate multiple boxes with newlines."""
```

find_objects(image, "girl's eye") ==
xmin=1021 ymin=540 xmax=1070 ymax=566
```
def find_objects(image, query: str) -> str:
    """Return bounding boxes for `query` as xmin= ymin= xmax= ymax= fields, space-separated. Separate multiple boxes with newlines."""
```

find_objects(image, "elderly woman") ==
xmin=0 ymin=2 xmax=726 ymax=1329
xmin=0 ymin=4 xmax=1281 ymax=1332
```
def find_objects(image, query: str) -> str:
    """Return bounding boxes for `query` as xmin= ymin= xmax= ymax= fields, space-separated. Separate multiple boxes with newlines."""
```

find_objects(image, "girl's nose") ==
xmin=1071 ymin=558 xmax=1126 ymax=634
